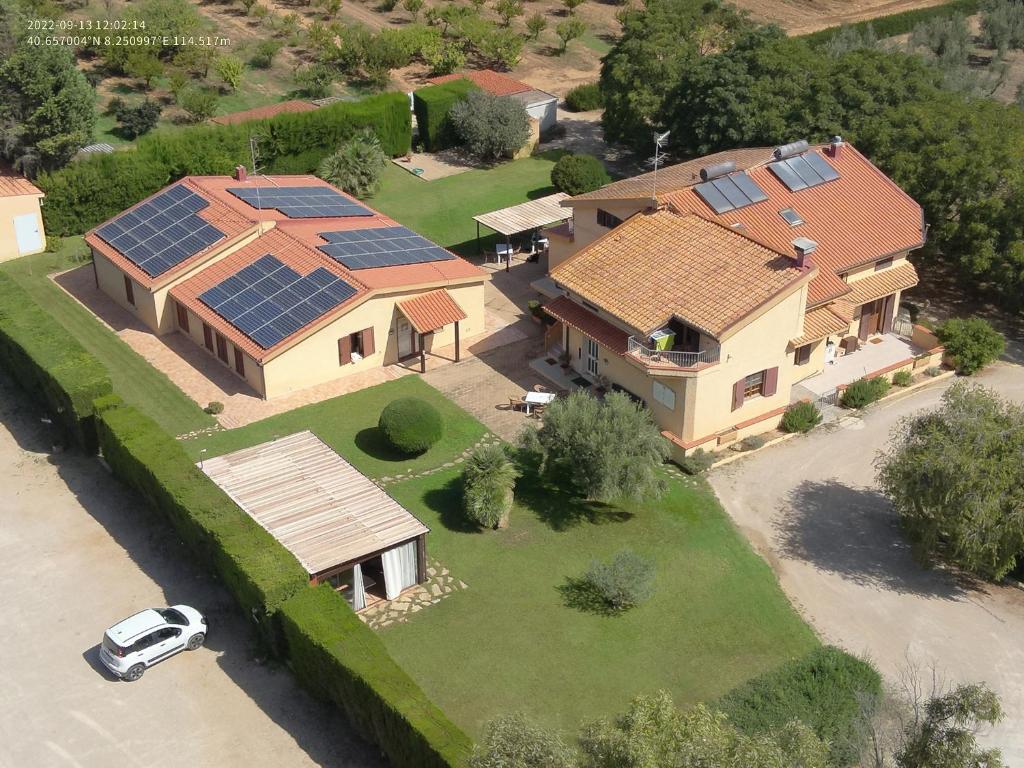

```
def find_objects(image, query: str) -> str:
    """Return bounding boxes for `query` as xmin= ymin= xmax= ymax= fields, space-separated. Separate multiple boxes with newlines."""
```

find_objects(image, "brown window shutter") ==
xmin=732 ymin=378 xmax=745 ymax=411
xmin=881 ymin=295 xmax=895 ymax=334
xmin=763 ymin=367 xmax=779 ymax=397
xmin=362 ymin=327 xmax=375 ymax=356
xmin=338 ymin=335 xmax=352 ymax=365
xmin=233 ymin=347 xmax=245 ymax=376
xmin=124 ymin=275 xmax=135 ymax=306
xmin=203 ymin=323 xmax=214 ymax=351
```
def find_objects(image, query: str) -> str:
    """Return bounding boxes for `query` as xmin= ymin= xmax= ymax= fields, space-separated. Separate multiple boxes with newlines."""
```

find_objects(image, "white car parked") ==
xmin=100 ymin=605 xmax=207 ymax=681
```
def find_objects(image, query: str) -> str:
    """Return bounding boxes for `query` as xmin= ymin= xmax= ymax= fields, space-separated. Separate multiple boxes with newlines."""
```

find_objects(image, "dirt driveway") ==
xmin=0 ymin=376 xmax=382 ymax=768
xmin=709 ymin=362 xmax=1024 ymax=761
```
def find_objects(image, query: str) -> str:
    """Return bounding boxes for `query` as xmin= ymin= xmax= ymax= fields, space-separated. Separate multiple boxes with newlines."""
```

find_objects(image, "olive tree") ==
xmin=470 ymin=714 xmax=576 ymax=768
xmin=449 ymin=90 xmax=530 ymax=161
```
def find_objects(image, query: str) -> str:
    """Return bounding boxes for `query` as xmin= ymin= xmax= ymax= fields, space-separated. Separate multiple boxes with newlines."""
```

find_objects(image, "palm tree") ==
xmin=316 ymin=129 xmax=388 ymax=199
xmin=463 ymin=444 xmax=521 ymax=529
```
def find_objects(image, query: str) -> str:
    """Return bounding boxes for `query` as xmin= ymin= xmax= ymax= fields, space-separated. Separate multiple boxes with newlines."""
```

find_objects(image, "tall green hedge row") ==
xmin=799 ymin=0 xmax=981 ymax=46
xmin=0 ymin=273 xmax=112 ymax=450
xmin=413 ymin=79 xmax=478 ymax=152
xmin=38 ymin=92 xmax=412 ymax=236
xmin=279 ymin=586 xmax=473 ymax=768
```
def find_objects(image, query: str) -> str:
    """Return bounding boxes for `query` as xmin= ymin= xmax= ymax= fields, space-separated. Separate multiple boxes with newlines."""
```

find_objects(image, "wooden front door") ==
xmin=858 ymin=300 xmax=883 ymax=341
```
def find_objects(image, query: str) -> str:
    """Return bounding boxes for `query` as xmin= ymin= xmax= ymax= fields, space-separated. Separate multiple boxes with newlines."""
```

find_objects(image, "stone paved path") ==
xmin=360 ymin=561 xmax=469 ymax=630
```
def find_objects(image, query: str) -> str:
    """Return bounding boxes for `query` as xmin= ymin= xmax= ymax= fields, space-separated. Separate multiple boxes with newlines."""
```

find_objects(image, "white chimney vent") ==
xmin=792 ymin=237 xmax=817 ymax=267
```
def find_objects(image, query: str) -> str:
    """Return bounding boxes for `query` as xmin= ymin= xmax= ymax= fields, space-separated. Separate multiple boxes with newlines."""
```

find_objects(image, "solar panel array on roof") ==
xmin=693 ymin=172 xmax=768 ymax=215
xmin=227 ymin=186 xmax=374 ymax=218
xmin=317 ymin=226 xmax=457 ymax=270
xmin=198 ymin=254 xmax=357 ymax=349
xmin=768 ymin=152 xmax=840 ymax=192
xmin=95 ymin=185 xmax=225 ymax=277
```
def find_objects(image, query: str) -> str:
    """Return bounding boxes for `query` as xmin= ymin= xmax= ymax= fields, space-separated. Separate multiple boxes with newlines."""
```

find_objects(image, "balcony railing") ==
xmin=627 ymin=337 xmax=720 ymax=369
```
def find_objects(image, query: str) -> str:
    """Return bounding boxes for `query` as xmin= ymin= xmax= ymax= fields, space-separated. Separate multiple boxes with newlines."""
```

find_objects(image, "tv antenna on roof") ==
xmin=651 ymin=130 xmax=670 ymax=205
xmin=249 ymin=134 xmax=267 ymax=232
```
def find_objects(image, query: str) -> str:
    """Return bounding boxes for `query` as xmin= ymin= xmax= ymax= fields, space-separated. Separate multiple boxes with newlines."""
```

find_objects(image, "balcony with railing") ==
xmin=626 ymin=337 xmax=720 ymax=370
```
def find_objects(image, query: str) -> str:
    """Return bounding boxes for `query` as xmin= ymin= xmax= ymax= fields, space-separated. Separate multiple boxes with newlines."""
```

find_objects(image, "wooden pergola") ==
xmin=473 ymin=192 xmax=572 ymax=271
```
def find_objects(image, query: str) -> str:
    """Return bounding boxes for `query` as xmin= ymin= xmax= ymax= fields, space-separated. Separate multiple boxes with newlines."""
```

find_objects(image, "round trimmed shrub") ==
xmin=781 ymin=401 xmax=822 ymax=433
xmin=564 ymin=82 xmax=603 ymax=111
xmin=839 ymin=376 xmax=890 ymax=409
xmin=550 ymin=153 xmax=611 ymax=195
xmin=378 ymin=397 xmax=443 ymax=454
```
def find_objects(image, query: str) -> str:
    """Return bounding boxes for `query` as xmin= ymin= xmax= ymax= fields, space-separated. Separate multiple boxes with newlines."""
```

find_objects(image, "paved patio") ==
xmin=799 ymin=334 xmax=919 ymax=397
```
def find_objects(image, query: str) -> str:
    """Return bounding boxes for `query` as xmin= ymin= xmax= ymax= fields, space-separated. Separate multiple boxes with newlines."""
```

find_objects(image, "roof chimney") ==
xmin=234 ymin=164 xmax=247 ymax=182
xmin=828 ymin=135 xmax=844 ymax=159
xmin=699 ymin=160 xmax=736 ymax=181
xmin=792 ymin=237 xmax=817 ymax=268
xmin=773 ymin=140 xmax=809 ymax=160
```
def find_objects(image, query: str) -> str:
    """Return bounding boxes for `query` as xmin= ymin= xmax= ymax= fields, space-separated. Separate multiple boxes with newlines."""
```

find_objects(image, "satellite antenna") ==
xmin=652 ymin=130 xmax=670 ymax=204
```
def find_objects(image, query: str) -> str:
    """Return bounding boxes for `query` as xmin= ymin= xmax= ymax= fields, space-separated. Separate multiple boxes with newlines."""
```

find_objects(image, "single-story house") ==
xmin=426 ymin=69 xmax=559 ymax=132
xmin=210 ymin=100 xmax=317 ymax=126
xmin=201 ymin=431 xmax=429 ymax=610
xmin=85 ymin=169 xmax=486 ymax=399
xmin=0 ymin=171 xmax=45 ymax=262
xmin=542 ymin=139 xmax=926 ymax=457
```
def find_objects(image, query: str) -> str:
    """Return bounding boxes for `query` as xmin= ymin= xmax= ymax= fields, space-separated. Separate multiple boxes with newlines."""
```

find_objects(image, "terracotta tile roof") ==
xmin=0 ymin=173 xmax=43 ymax=197
xmin=397 ymin=289 xmax=467 ymax=334
xmin=550 ymin=210 xmax=812 ymax=339
xmin=85 ymin=179 xmax=258 ymax=289
xmin=665 ymin=145 xmax=924 ymax=305
xmin=845 ymin=262 xmax=919 ymax=305
xmin=170 ymin=228 xmax=368 ymax=362
xmin=426 ymin=69 xmax=532 ymax=96
xmin=569 ymin=147 xmax=777 ymax=202
xmin=542 ymin=295 xmax=629 ymax=355
xmin=210 ymin=100 xmax=316 ymax=125
xmin=791 ymin=305 xmax=852 ymax=346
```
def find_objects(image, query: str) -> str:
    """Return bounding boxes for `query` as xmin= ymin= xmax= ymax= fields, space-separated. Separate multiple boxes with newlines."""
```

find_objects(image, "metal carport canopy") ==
xmin=473 ymin=192 xmax=572 ymax=237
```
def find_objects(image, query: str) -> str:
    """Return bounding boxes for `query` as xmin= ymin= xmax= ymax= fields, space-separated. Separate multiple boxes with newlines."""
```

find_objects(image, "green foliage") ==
xmin=422 ymin=37 xmax=467 ymax=75
xmin=524 ymin=391 xmax=668 ymax=502
xmin=113 ymin=100 xmax=162 ymax=140
xmin=550 ymin=153 xmax=610 ymax=195
xmin=449 ymin=91 xmax=530 ymax=161
xmin=403 ymin=0 xmax=424 ymax=19
xmin=980 ymin=0 xmax=1024 ymax=53
xmin=214 ymin=54 xmax=245 ymax=91
xmin=800 ymin=0 xmax=981 ymax=46
xmin=204 ymin=401 xmax=224 ymax=415
xmin=495 ymin=0 xmax=523 ymax=25
xmin=250 ymin=39 xmax=284 ymax=68
xmin=876 ymin=382 xmax=1024 ymax=580
xmin=562 ymin=0 xmax=585 ymax=13
xmin=781 ymin=401 xmax=823 ymax=433
xmin=740 ymin=434 xmax=766 ymax=451
xmin=0 ymin=273 xmax=112 ymax=450
xmin=414 ymin=78 xmax=479 ymax=151
xmin=293 ymin=63 xmax=335 ymax=97
xmin=379 ymin=397 xmax=444 ymax=455
xmin=124 ymin=51 xmax=164 ymax=88
xmin=579 ymin=550 xmax=655 ymax=612
xmin=462 ymin=444 xmax=521 ymax=529
xmin=908 ymin=12 xmax=972 ymax=68
xmin=317 ymin=128 xmax=388 ymax=198
xmin=478 ymin=28 xmax=524 ymax=69
xmin=95 ymin=402 xmax=309 ymax=641
xmin=892 ymin=369 xmax=913 ymax=386
xmin=840 ymin=376 xmax=890 ymax=409
xmin=896 ymin=683 xmax=1004 ymax=768
xmin=0 ymin=43 xmax=95 ymax=173
xmin=555 ymin=18 xmax=586 ymax=52
xmin=278 ymin=585 xmax=473 ymax=767
xmin=177 ymin=86 xmax=219 ymax=123
xmin=719 ymin=646 xmax=882 ymax=768
xmin=678 ymin=447 xmax=713 ymax=475
xmin=526 ymin=12 xmax=547 ymax=40
xmin=564 ymin=83 xmax=603 ymax=112
xmin=469 ymin=714 xmax=576 ymax=768
xmin=936 ymin=317 xmax=1005 ymax=374
xmin=581 ymin=692 xmax=829 ymax=768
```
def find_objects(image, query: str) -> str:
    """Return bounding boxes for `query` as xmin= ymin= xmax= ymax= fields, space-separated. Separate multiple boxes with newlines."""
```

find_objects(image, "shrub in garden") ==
xmin=550 ymin=153 xmax=611 ymax=195
xmin=740 ymin=434 xmax=766 ymax=451
xmin=250 ymin=40 xmax=283 ymax=68
xmin=679 ymin=447 xmax=713 ymax=475
xmin=469 ymin=714 xmax=575 ymax=768
xmin=378 ymin=397 xmax=443 ymax=454
xmin=449 ymin=90 xmax=530 ymax=161
xmin=564 ymin=82 xmax=603 ymax=111
xmin=462 ymin=444 xmax=521 ymax=529
xmin=578 ymin=550 xmax=655 ymax=612
xmin=892 ymin=369 xmax=913 ymax=386
xmin=937 ymin=317 xmax=1005 ymax=374
xmin=204 ymin=401 xmax=224 ymax=415
xmin=114 ymin=100 xmax=162 ymax=139
xmin=781 ymin=401 xmax=822 ymax=433
xmin=177 ymin=86 xmax=219 ymax=122
xmin=925 ymin=365 xmax=942 ymax=376
xmin=317 ymin=129 xmax=388 ymax=198
xmin=840 ymin=376 xmax=890 ymax=409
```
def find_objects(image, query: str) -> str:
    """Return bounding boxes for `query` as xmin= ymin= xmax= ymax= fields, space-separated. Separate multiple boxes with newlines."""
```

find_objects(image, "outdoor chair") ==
xmin=531 ymin=404 xmax=546 ymax=418
xmin=533 ymin=384 xmax=549 ymax=393
xmin=509 ymin=396 xmax=527 ymax=412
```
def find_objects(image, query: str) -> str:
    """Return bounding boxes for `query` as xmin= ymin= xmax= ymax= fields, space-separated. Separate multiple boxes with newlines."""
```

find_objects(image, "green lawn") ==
xmin=185 ymin=376 xmax=488 ymax=478
xmin=382 ymin=466 xmax=819 ymax=737
xmin=0 ymin=239 xmax=214 ymax=436
xmin=369 ymin=151 xmax=566 ymax=255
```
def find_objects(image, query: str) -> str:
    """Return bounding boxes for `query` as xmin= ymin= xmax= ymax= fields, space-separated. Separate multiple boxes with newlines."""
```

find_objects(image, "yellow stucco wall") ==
xmin=176 ymin=303 xmax=266 ymax=395
xmin=94 ymin=251 xmax=162 ymax=330
xmin=0 ymin=194 xmax=46 ymax=262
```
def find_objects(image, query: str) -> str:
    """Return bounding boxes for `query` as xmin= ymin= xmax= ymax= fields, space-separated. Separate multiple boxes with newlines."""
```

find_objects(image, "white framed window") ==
xmin=652 ymin=380 xmax=676 ymax=410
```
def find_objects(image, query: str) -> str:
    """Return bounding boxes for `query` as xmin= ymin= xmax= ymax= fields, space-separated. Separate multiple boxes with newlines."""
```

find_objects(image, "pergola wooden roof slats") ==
xmin=473 ymin=192 xmax=572 ymax=237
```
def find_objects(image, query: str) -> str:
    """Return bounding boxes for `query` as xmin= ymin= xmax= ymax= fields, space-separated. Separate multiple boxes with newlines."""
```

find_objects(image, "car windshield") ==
xmin=101 ymin=633 xmax=127 ymax=655
xmin=158 ymin=608 xmax=188 ymax=625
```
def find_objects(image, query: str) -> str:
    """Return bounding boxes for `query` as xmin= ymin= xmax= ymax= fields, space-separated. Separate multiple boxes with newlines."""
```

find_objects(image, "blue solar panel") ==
xmin=693 ymin=172 xmax=768 ymax=215
xmin=198 ymin=255 xmax=358 ymax=349
xmin=95 ymin=185 xmax=225 ymax=277
xmin=226 ymin=186 xmax=375 ymax=219
xmin=768 ymin=152 xmax=840 ymax=192
xmin=316 ymin=225 xmax=457 ymax=270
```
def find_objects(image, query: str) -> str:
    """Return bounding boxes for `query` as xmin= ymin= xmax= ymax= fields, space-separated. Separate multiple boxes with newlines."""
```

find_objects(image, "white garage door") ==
xmin=13 ymin=213 xmax=43 ymax=255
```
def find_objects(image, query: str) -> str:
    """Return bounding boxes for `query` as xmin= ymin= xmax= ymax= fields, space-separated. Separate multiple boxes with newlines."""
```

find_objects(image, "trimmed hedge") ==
xmin=800 ymin=0 xmax=980 ymax=46
xmin=413 ymin=79 xmax=478 ymax=152
xmin=279 ymin=585 xmax=473 ymax=768
xmin=95 ymin=400 xmax=309 ymax=645
xmin=564 ymin=82 xmax=603 ymax=112
xmin=0 ymin=273 xmax=112 ymax=450
xmin=719 ymin=646 xmax=882 ymax=767
xmin=37 ymin=92 xmax=412 ymax=236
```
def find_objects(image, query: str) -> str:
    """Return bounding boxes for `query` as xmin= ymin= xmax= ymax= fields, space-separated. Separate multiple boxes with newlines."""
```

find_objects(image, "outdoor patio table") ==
xmin=523 ymin=391 xmax=556 ymax=414
xmin=496 ymin=243 xmax=514 ymax=264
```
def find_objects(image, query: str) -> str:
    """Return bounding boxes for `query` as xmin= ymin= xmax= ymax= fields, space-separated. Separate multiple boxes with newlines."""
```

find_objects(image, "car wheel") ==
xmin=125 ymin=664 xmax=145 ymax=682
xmin=187 ymin=632 xmax=205 ymax=650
